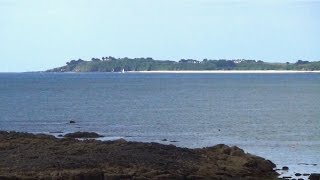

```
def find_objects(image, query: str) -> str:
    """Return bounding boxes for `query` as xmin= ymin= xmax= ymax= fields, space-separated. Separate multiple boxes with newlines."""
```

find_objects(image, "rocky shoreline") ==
xmin=0 ymin=131 xmax=278 ymax=179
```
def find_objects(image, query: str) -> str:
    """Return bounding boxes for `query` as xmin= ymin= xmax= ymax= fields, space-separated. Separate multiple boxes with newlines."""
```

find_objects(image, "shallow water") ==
xmin=0 ymin=72 xmax=319 ymax=177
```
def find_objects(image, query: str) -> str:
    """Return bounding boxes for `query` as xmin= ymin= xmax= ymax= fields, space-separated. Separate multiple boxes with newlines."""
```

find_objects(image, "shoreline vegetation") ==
xmin=0 ymin=131 xmax=278 ymax=179
xmin=46 ymin=56 xmax=320 ymax=73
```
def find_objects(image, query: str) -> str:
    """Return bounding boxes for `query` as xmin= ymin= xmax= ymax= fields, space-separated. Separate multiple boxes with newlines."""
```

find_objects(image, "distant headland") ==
xmin=46 ymin=56 xmax=320 ymax=72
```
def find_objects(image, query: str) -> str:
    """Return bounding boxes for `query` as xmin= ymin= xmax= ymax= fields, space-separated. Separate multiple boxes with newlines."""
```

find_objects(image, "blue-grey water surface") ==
xmin=0 ymin=72 xmax=319 ymax=177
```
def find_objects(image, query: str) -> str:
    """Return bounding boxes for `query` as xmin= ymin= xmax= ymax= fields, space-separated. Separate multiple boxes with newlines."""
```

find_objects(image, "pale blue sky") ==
xmin=0 ymin=0 xmax=319 ymax=72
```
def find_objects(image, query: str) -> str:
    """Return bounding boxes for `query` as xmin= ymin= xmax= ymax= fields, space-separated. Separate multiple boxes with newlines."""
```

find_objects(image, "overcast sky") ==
xmin=0 ymin=0 xmax=319 ymax=72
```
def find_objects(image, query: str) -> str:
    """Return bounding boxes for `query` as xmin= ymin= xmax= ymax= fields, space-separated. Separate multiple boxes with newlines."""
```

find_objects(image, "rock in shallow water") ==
xmin=64 ymin=131 xmax=104 ymax=138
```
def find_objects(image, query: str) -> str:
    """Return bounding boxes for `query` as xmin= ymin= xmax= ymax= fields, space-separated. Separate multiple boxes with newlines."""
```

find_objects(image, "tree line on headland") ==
xmin=46 ymin=56 xmax=320 ymax=72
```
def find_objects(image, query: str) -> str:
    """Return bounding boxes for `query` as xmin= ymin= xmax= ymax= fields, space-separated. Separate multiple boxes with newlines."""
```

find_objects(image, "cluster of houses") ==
xmin=178 ymin=59 xmax=260 ymax=64
xmin=89 ymin=57 xmax=262 ymax=64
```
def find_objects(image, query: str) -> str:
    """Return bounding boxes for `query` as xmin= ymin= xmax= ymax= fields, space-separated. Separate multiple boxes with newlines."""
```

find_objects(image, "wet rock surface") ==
xmin=309 ymin=173 xmax=320 ymax=180
xmin=64 ymin=131 xmax=104 ymax=138
xmin=282 ymin=166 xmax=289 ymax=171
xmin=0 ymin=131 xmax=278 ymax=179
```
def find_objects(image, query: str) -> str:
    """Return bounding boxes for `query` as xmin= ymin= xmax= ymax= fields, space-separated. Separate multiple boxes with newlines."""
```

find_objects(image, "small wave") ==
xmin=97 ymin=136 xmax=124 ymax=141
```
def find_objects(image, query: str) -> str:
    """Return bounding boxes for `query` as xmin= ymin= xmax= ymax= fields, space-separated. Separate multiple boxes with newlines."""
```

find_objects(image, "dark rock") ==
xmin=282 ymin=166 xmax=289 ymax=170
xmin=154 ymin=174 xmax=184 ymax=179
xmin=295 ymin=173 xmax=302 ymax=176
xmin=58 ymin=134 xmax=63 ymax=137
xmin=161 ymin=139 xmax=167 ymax=141
xmin=169 ymin=140 xmax=179 ymax=143
xmin=64 ymin=131 xmax=104 ymax=138
xmin=73 ymin=171 xmax=104 ymax=180
xmin=298 ymin=163 xmax=308 ymax=165
xmin=113 ymin=138 xmax=127 ymax=144
xmin=309 ymin=173 xmax=320 ymax=180
xmin=304 ymin=173 xmax=311 ymax=176
xmin=104 ymin=174 xmax=131 ymax=180
xmin=282 ymin=176 xmax=291 ymax=179
xmin=69 ymin=120 xmax=76 ymax=124
xmin=141 ymin=170 xmax=159 ymax=177
xmin=230 ymin=146 xmax=245 ymax=156
xmin=186 ymin=175 xmax=206 ymax=179
xmin=49 ymin=131 xmax=63 ymax=133
xmin=0 ymin=131 xmax=278 ymax=179
xmin=298 ymin=163 xmax=317 ymax=166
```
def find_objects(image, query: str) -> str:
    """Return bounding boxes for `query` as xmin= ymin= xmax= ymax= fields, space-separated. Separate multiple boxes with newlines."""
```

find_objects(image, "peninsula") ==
xmin=47 ymin=57 xmax=320 ymax=72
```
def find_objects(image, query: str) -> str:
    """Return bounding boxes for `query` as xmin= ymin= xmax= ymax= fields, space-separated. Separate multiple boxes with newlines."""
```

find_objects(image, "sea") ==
xmin=0 ymin=72 xmax=319 ymax=178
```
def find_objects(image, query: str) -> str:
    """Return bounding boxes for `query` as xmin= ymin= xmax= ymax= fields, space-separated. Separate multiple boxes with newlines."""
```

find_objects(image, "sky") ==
xmin=0 ymin=0 xmax=319 ymax=72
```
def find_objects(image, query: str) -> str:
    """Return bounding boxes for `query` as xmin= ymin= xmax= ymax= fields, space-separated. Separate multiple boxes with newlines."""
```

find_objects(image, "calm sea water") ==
xmin=0 ymin=72 xmax=319 ymax=177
